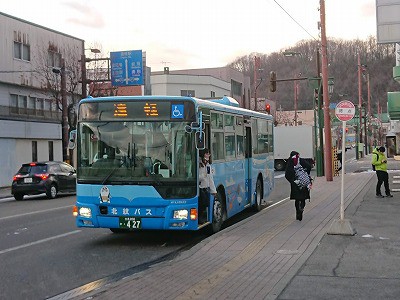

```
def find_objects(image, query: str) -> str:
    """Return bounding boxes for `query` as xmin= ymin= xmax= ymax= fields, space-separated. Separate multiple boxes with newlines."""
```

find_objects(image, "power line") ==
xmin=273 ymin=0 xmax=318 ymax=41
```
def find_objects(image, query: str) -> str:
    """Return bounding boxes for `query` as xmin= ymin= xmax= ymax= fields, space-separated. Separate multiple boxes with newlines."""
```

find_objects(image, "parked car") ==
xmin=11 ymin=161 xmax=76 ymax=200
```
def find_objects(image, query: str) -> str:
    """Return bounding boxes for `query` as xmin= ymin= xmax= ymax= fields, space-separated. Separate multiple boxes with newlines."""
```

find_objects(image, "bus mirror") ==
xmin=195 ymin=131 xmax=205 ymax=150
xmin=68 ymin=130 xmax=77 ymax=150
xmin=185 ymin=125 xmax=192 ymax=133
xmin=190 ymin=122 xmax=205 ymax=130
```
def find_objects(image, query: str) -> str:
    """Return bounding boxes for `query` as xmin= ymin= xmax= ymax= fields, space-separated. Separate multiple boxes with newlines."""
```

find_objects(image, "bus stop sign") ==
xmin=335 ymin=100 xmax=355 ymax=122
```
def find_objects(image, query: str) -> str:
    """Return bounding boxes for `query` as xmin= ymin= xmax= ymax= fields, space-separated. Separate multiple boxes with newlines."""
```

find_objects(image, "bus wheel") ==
xmin=211 ymin=193 xmax=224 ymax=233
xmin=275 ymin=160 xmax=286 ymax=171
xmin=254 ymin=179 xmax=263 ymax=212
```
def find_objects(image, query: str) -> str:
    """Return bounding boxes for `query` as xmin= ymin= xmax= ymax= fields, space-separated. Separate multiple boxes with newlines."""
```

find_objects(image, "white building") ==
xmin=151 ymin=67 xmax=251 ymax=108
xmin=0 ymin=12 xmax=84 ymax=187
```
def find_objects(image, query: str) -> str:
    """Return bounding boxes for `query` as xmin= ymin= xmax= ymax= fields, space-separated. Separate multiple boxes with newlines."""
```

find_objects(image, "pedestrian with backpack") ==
xmin=372 ymin=146 xmax=393 ymax=198
xmin=285 ymin=151 xmax=312 ymax=221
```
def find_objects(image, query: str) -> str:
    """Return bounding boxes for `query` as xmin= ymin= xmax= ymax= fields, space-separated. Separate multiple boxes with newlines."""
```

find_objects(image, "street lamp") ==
xmin=85 ymin=48 xmax=100 ymax=54
xmin=81 ymin=48 xmax=101 ymax=98
xmin=52 ymin=58 xmax=69 ymax=163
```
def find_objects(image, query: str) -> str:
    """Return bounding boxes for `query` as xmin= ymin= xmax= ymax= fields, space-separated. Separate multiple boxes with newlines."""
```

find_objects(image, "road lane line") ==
xmin=0 ymin=230 xmax=81 ymax=255
xmin=0 ymin=205 xmax=73 ymax=221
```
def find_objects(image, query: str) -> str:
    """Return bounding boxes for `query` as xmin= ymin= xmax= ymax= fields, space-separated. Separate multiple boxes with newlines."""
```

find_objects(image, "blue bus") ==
xmin=73 ymin=96 xmax=274 ymax=233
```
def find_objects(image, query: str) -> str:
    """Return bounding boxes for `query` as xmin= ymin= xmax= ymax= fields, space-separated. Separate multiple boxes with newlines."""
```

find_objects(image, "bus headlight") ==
xmin=79 ymin=207 xmax=92 ymax=218
xmin=173 ymin=209 xmax=188 ymax=220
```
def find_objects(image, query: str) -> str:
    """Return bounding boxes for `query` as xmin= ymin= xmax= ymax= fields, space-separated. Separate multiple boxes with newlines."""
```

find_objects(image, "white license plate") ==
xmin=119 ymin=217 xmax=142 ymax=229
xmin=24 ymin=178 xmax=33 ymax=183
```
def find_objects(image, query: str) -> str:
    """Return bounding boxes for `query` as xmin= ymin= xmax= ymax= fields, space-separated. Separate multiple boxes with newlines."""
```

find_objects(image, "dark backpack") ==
xmin=372 ymin=153 xmax=379 ymax=171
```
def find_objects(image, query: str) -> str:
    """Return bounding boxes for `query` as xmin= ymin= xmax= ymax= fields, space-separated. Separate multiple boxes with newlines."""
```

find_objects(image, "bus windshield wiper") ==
xmin=101 ymin=161 xmax=124 ymax=185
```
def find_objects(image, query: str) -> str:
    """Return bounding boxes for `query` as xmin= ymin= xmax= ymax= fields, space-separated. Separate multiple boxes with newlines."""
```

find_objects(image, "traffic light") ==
xmin=314 ymin=86 xmax=323 ymax=108
xmin=269 ymin=71 xmax=277 ymax=92
xmin=266 ymin=103 xmax=271 ymax=114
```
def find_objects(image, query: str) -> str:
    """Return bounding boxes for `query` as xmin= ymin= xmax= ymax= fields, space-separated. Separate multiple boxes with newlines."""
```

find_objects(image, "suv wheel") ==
xmin=46 ymin=184 xmax=58 ymax=199
xmin=14 ymin=193 xmax=24 ymax=201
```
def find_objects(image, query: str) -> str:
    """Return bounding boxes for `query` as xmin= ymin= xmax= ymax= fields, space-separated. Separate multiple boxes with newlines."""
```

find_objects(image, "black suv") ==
xmin=11 ymin=161 xmax=76 ymax=200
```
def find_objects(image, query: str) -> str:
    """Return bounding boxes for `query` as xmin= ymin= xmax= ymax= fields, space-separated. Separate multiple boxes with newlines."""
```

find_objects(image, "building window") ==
xmin=48 ymin=141 xmax=54 ymax=161
xmin=211 ymin=91 xmax=216 ymax=97
xmin=13 ymin=41 xmax=30 ymax=61
xmin=10 ymin=94 xmax=29 ymax=114
xmin=32 ymin=141 xmax=38 ymax=162
xmin=36 ymin=98 xmax=44 ymax=116
xmin=231 ymin=80 xmax=242 ymax=96
xmin=47 ymin=51 xmax=61 ymax=67
xmin=181 ymin=90 xmax=195 ymax=97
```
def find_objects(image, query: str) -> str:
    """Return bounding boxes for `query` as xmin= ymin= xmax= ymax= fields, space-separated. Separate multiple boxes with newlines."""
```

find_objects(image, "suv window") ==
xmin=60 ymin=163 xmax=74 ymax=173
xmin=19 ymin=164 xmax=47 ymax=174
xmin=49 ymin=164 xmax=62 ymax=173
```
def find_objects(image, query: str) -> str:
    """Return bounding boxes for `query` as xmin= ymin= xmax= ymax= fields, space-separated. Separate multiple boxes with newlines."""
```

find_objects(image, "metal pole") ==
xmin=358 ymin=53 xmax=363 ymax=158
xmin=320 ymin=0 xmax=333 ymax=181
xmin=340 ymin=121 xmax=346 ymax=220
xmin=367 ymin=72 xmax=371 ymax=153
xmin=316 ymin=49 xmax=324 ymax=177
xmin=254 ymin=56 xmax=258 ymax=110
xmin=81 ymin=54 xmax=87 ymax=98
xmin=294 ymin=80 xmax=298 ymax=126
xmin=364 ymin=110 xmax=368 ymax=155
xmin=60 ymin=58 xmax=69 ymax=163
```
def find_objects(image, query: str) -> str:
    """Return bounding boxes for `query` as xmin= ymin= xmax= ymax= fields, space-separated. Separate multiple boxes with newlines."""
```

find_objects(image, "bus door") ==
xmin=244 ymin=124 xmax=252 ymax=204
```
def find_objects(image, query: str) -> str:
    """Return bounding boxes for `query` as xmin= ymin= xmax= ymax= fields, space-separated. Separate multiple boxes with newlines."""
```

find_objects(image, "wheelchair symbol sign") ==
xmin=171 ymin=104 xmax=184 ymax=119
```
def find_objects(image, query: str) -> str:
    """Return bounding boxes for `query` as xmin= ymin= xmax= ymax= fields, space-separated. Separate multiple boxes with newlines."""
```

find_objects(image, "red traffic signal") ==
xmin=266 ymin=104 xmax=271 ymax=114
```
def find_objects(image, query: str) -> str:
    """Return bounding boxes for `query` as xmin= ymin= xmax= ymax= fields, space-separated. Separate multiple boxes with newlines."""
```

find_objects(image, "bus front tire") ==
xmin=211 ymin=193 xmax=224 ymax=233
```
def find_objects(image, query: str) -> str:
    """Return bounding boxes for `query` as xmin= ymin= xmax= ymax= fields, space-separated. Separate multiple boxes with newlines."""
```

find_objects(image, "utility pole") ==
xmin=320 ymin=0 xmax=333 ymax=181
xmin=316 ymin=49 xmax=324 ymax=177
xmin=254 ymin=56 xmax=260 ymax=110
xmin=81 ymin=54 xmax=87 ymax=98
xmin=367 ymin=71 xmax=371 ymax=153
xmin=357 ymin=53 xmax=363 ymax=158
xmin=294 ymin=76 xmax=299 ymax=126
xmin=60 ymin=58 xmax=69 ymax=163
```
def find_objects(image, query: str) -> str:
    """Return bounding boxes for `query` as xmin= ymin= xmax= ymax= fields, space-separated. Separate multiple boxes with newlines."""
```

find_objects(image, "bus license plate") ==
xmin=119 ymin=217 xmax=142 ymax=229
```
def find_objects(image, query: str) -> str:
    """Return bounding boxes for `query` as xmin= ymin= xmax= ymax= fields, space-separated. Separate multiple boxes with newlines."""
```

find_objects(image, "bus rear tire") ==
xmin=210 ymin=193 xmax=224 ymax=233
xmin=253 ymin=179 xmax=263 ymax=212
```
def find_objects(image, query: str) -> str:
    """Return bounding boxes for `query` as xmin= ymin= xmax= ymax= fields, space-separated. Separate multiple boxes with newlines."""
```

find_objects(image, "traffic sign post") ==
xmin=327 ymin=100 xmax=356 ymax=236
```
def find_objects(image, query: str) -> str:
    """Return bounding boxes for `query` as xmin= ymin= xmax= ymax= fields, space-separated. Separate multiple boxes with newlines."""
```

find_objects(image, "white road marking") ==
xmin=0 ymin=230 xmax=81 ymax=255
xmin=0 ymin=205 xmax=73 ymax=221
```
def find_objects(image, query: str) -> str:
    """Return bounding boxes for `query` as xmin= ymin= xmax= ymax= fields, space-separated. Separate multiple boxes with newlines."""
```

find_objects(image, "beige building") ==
xmin=0 ymin=12 xmax=84 ymax=187
xmin=151 ymin=67 xmax=251 ymax=108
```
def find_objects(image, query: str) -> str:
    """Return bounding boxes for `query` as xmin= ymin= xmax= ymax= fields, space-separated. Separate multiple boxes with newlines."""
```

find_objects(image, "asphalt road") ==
xmin=0 ymin=194 xmax=209 ymax=299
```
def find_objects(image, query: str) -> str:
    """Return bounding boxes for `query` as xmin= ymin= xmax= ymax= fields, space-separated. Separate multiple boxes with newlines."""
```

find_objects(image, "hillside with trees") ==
xmin=228 ymin=37 xmax=398 ymax=114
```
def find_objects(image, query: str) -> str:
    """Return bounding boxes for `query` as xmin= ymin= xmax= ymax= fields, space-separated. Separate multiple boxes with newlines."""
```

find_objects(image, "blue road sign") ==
xmin=110 ymin=50 xmax=143 ymax=86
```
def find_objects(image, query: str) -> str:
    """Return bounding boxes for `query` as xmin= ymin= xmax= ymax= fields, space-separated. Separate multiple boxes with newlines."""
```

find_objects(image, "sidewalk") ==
xmin=54 ymin=155 xmax=400 ymax=300
xmin=0 ymin=186 xmax=11 ymax=199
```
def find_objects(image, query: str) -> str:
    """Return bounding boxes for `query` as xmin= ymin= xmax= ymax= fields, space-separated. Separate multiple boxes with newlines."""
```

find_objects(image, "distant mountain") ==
xmin=228 ymin=37 xmax=397 ymax=114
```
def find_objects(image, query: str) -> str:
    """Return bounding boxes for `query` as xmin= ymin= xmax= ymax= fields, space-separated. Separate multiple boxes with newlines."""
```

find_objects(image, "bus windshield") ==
xmin=77 ymin=120 xmax=196 ymax=198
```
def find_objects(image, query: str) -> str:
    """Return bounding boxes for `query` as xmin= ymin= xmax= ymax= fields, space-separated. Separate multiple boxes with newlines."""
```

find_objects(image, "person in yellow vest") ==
xmin=372 ymin=146 xmax=393 ymax=198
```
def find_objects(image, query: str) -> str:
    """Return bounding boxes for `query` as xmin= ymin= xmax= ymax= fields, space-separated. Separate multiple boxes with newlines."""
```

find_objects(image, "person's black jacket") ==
xmin=285 ymin=152 xmax=312 ymax=200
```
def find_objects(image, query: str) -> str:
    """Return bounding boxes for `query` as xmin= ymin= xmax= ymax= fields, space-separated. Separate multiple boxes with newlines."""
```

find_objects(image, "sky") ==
xmin=2 ymin=0 xmax=377 ymax=71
